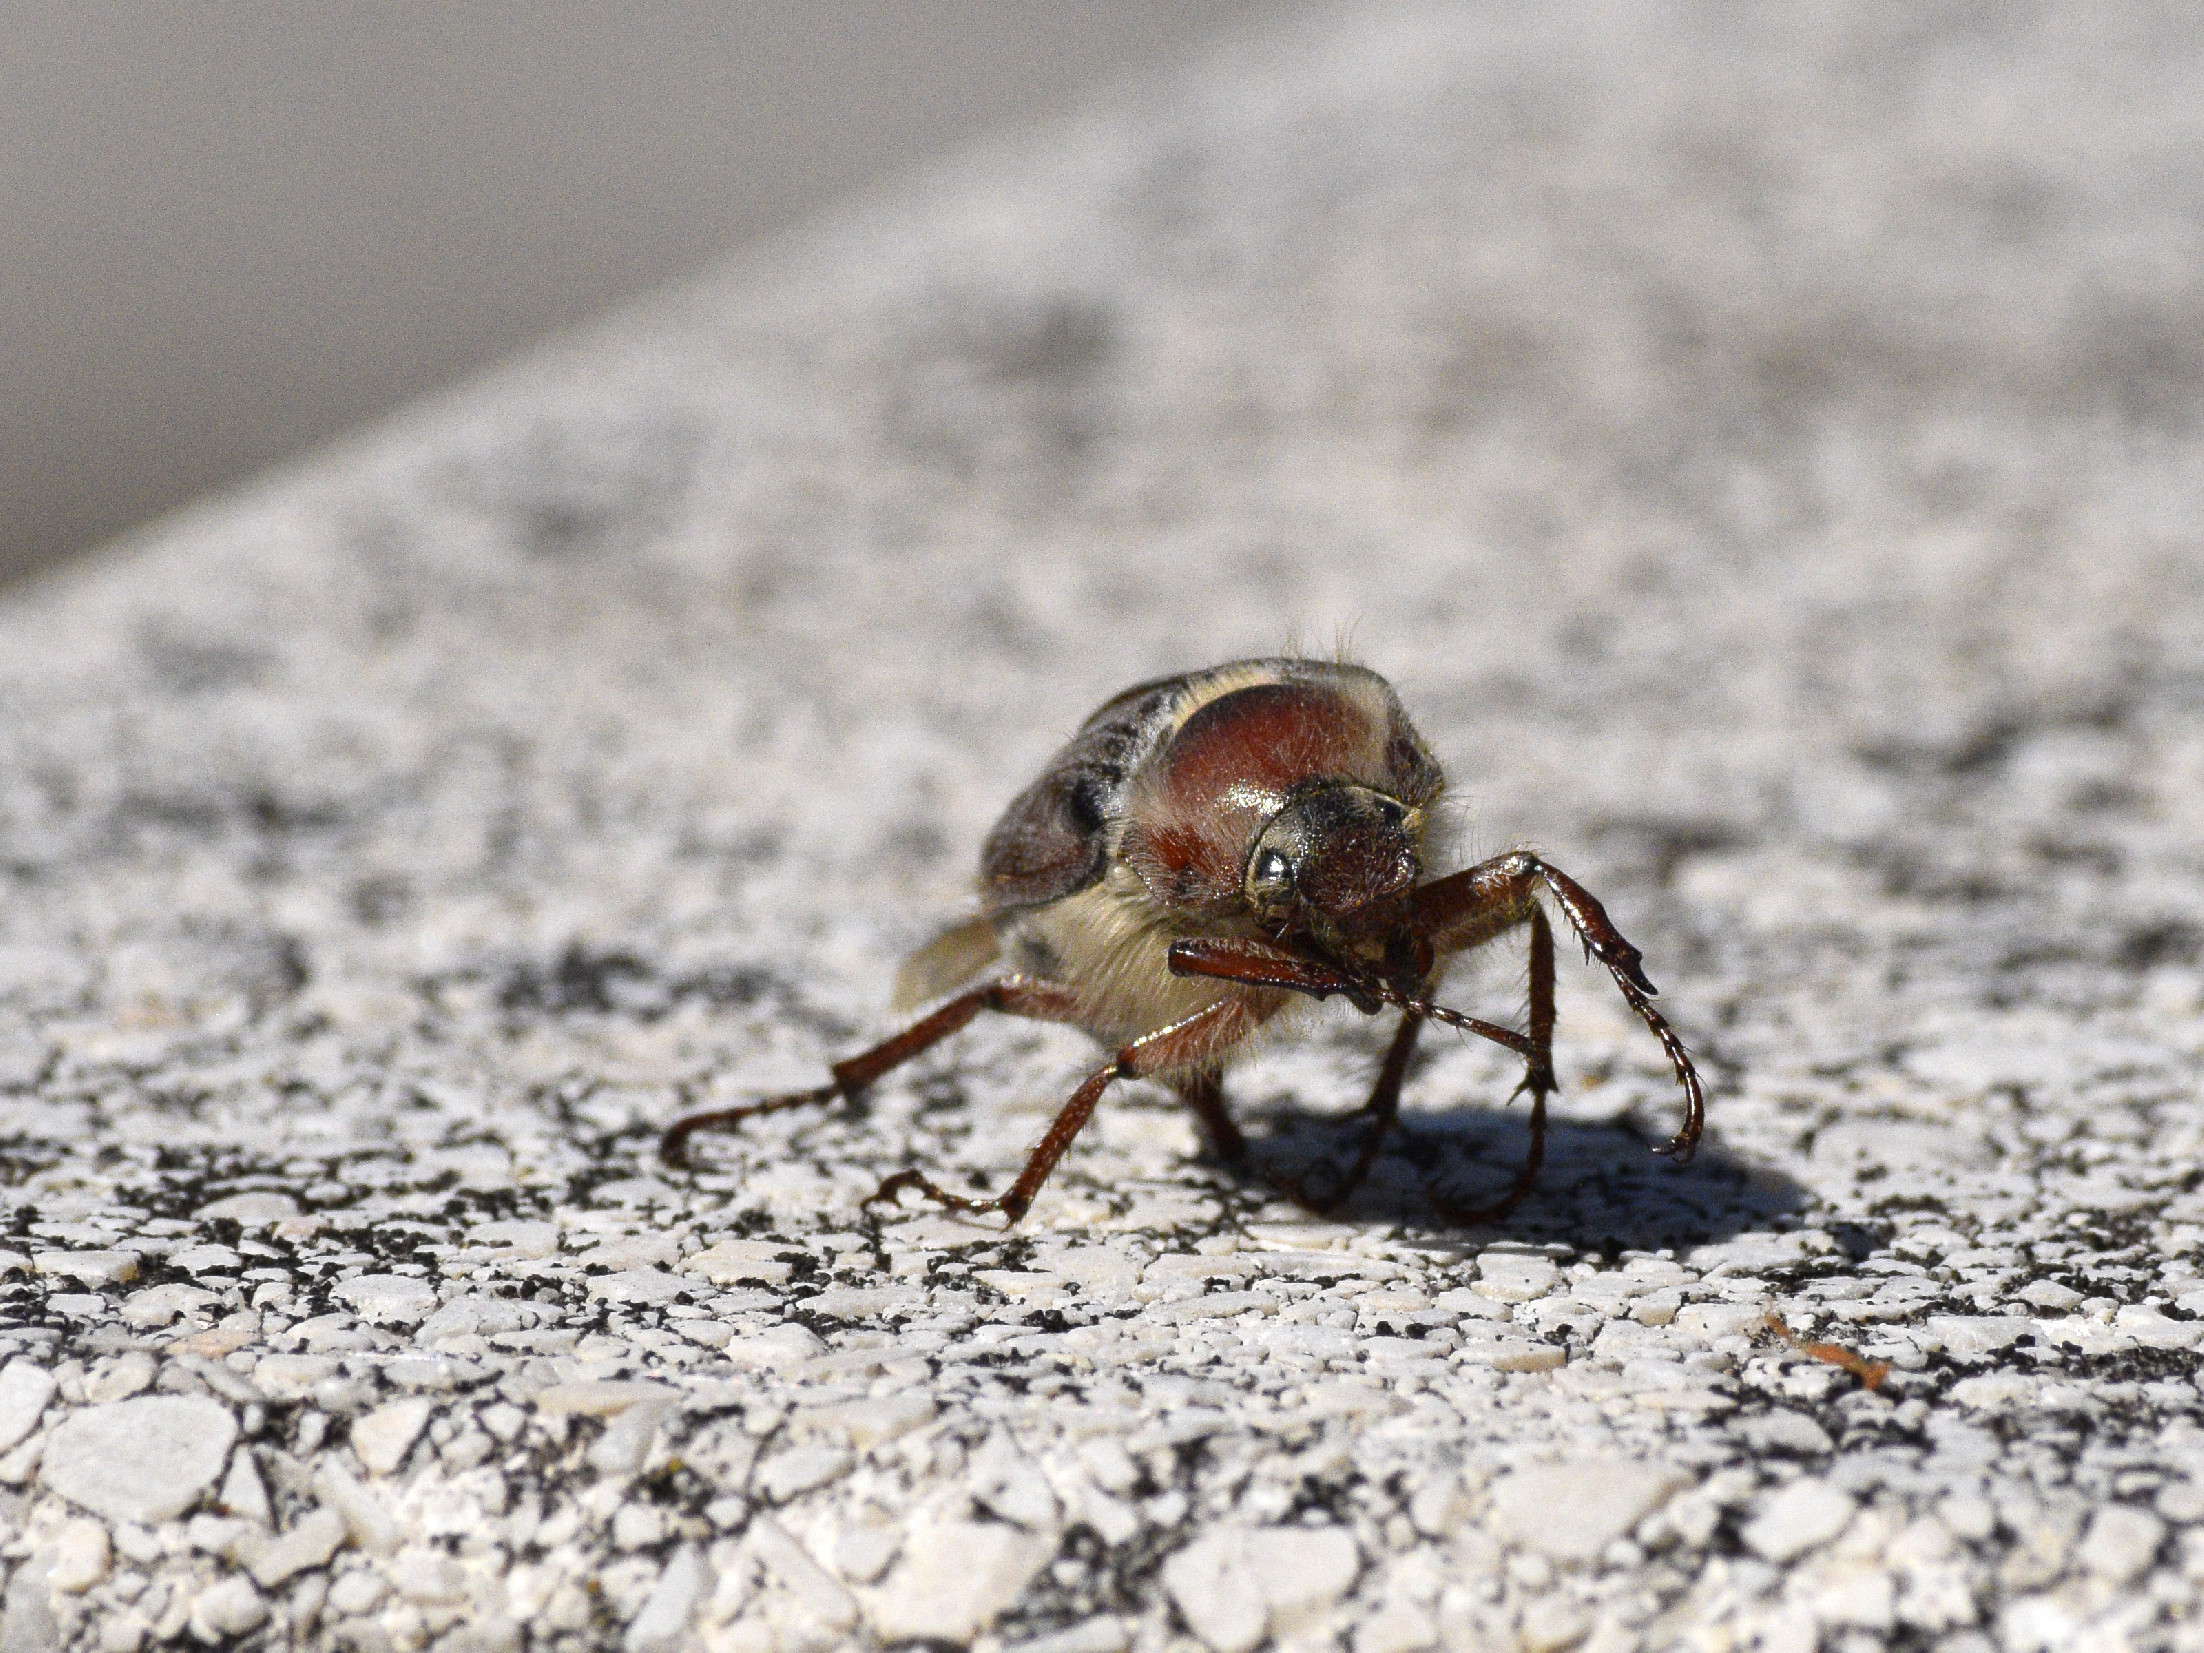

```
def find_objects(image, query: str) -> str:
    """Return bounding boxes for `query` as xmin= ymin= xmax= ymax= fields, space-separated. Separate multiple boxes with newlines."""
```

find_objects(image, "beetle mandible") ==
xmin=661 ymin=659 xmax=1705 ymax=1224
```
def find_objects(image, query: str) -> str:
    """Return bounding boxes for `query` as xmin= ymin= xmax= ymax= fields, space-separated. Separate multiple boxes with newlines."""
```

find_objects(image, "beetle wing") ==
xmin=890 ymin=915 xmax=1003 ymax=1012
xmin=979 ymin=675 xmax=1181 ymax=912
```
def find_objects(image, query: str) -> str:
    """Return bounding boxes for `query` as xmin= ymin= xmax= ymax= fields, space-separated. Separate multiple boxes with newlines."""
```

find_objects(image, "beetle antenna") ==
xmin=1352 ymin=977 xmax=1533 ymax=1060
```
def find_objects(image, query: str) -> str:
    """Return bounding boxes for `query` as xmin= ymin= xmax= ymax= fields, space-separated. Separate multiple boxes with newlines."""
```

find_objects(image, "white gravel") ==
xmin=38 ymin=1397 xmax=238 ymax=1527
xmin=1487 ymin=1459 xmax=1691 ymax=1564
xmin=346 ymin=1400 xmax=431 ymax=1477
xmin=3 ymin=3 xmax=2204 ymax=1650
xmin=0 ymin=1363 xmax=55 ymax=1454
xmin=868 ymin=1521 xmax=1059 ymax=1645
xmin=1161 ymin=1527 xmax=1361 ymax=1653
xmin=1740 ymin=1479 xmax=1859 ymax=1564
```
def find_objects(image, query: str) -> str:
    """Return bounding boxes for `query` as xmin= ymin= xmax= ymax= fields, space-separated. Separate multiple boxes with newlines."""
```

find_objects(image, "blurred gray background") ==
xmin=0 ymin=2 xmax=1264 ymax=589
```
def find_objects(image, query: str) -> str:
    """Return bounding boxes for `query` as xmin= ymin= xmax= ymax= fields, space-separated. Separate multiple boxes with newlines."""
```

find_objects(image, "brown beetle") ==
xmin=662 ymin=659 xmax=1704 ymax=1224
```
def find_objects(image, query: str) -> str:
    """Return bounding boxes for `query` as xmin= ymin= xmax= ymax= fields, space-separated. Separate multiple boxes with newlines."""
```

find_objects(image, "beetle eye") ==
xmin=1250 ymin=848 xmax=1292 ymax=896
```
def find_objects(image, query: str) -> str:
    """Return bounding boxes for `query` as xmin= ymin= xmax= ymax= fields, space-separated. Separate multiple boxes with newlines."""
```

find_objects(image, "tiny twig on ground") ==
xmin=1764 ymin=1311 xmax=1892 ymax=1392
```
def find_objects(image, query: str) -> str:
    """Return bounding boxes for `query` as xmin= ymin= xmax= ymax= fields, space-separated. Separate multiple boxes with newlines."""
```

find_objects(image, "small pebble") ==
xmin=1518 ymin=1597 xmax=1589 ymax=1653
xmin=332 ymin=1275 xmax=438 ymax=1327
xmin=1742 ymin=1481 xmax=1857 ymax=1563
xmin=326 ymin=1570 xmax=386 ymax=1616
xmin=189 ymin=1576 xmax=269 ymax=1640
xmin=50 ymin=1518 xmax=112 ymax=1592
xmin=350 ymin=1398 xmax=434 ymax=1475
xmin=1739 ymin=1412 xmax=1835 ymax=1455
xmin=32 ymin=1251 xmax=140 ymax=1288
xmin=241 ymin=1507 xmax=348 ymax=1588
xmin=391 ymin=1543 xmax=468 ymax=1604
xmin=1488 ymin=1460 xmax=1693 ymax=1564
xmin=83 ymin=1351 xmax=156 ymax=1404
xmin=220 ymin=1449 xmax=273 ymax=1526
xmin=1474 ymin=1255 xmax=1559 ymax=1303
xmin=196 ymin=1193 xmax=300 ymax=1225
xmin=871 ymin=1521 xmax=1077 ymax=1646
xmin=625 ymin=1545 xmax=708 ymax=1653
xmin=2157 ymin=1480 xmax=2204 ymax=1524
xmin=754 ymin=1445 xmax=852 ymax=1502
xmin=745 ymin=1515 xmax=857 ymax=1629
xmin=0 ymin=1360 xmax=55 ymax=1452
xmin=2077 ymin=1505 xmax=2165 ymax=1586
xmin=40 ymin=1395 xmax=238 ymax=1524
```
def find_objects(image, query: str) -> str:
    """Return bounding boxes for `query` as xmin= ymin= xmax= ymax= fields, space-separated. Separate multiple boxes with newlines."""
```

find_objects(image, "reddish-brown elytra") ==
xmin=661 ymin=659 xmax=1705 ymax=1225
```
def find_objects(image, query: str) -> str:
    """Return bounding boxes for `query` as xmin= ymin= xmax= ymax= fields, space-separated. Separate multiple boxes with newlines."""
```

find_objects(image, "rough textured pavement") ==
xmin=4 ymin=4 xmax=2204 ymax=1649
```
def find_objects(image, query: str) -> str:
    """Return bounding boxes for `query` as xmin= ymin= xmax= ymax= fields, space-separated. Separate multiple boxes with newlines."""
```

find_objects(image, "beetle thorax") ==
xmin=1115 ymin=670 xmax=1436 ymax=923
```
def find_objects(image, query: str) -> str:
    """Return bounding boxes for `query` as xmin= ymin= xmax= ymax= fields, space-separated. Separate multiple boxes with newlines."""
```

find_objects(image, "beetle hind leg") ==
xmin=1427 ymin=1088 xmax=1549 ymax=1225
xmin=866 ymin=1058 xmax=1120 ymax=1226
xmin=660 ymin=975 xmax=1082 ymax=1169
xmin=864 ymin=995 xmax=1265 ymax=1228
xmin=659 ymin=1081 xmax=843 ymax=1170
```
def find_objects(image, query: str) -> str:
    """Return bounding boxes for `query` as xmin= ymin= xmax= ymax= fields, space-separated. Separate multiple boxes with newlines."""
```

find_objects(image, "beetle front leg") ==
xmin=660 ymin=975 xmax=1083 ymax=1168
xmin=864 ymin=995 xmax=1269 ymax=1227
xmin=1165 ymin=936 xmax=1379 ymax=1008
xmin=1415 ymin=851 xmax=1704 ymax=1163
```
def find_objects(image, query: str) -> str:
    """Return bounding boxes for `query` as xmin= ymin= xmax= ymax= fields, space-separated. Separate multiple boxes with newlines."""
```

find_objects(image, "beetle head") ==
xmin=1244 ymin=781 xmax=1421 ymax=959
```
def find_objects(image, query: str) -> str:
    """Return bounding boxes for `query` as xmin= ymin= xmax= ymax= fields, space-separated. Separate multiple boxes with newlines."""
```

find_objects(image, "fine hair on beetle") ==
xmin=662 ymin=658 xmax=1705 ymax=1226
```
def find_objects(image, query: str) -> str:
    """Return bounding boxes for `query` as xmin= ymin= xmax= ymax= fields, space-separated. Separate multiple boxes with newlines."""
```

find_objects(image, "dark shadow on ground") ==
xmin=1219 ymin=1100 xmax=1804 ymax=1254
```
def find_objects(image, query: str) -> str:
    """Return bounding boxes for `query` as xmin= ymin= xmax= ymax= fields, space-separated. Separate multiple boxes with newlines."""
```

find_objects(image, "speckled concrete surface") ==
xmin=4 ymin=4 xmax=2204 ymax=1650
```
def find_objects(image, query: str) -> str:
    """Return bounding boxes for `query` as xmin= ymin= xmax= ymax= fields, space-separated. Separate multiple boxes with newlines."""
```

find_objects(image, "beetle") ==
xmin=660 ymin=658 xmax=1704 ymax=1225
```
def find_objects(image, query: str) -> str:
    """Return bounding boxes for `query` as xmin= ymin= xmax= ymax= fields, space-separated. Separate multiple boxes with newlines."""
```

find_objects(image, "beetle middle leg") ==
xmin=659 ymin=975 xmax=1083 ymax=1168
xmin=1167 ymin=935 xmax=1547 ymax=1216
xmin=1173 ymin=1071 xmax=1246 ymax=1164
xmin=1423 ymin=904 xmax=1556 ymax=1222
xmin=1281 ymin=1010 xmax=1423 ymax=1213
xmin=865 ymin=995 xmax=1268 ymax=1227
xmin=1416 ymin=851 xmax=1705 ymax=1163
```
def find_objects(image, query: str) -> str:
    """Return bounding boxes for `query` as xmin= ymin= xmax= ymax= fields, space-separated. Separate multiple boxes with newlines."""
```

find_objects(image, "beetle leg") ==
xmin=1275 ymin=1010 xmax=1422 ymax=1214
xmin=1173 ymin=1071 xmax=1246 ymax=1163
xmin=659 ymin=975 xmax=1084 ymax=1168
xmin=1426 ymin=905 xmax=1555 ymax=1223
xmin=1170 ymin=935 xmax=1532 ymax=1056
xmin=1432 ymin=1086 xmax=1550 ymax=1226
xmin=1167 ymin=936 xmax=1378 ymax=1008
xmin=864 ymin=995 xmax=1267 ymax=1227
xmin=1171 ymin=932 xmax=1553 ymax=1216
xmin=1414 ymin=851 xmax=1704 ymax=1163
